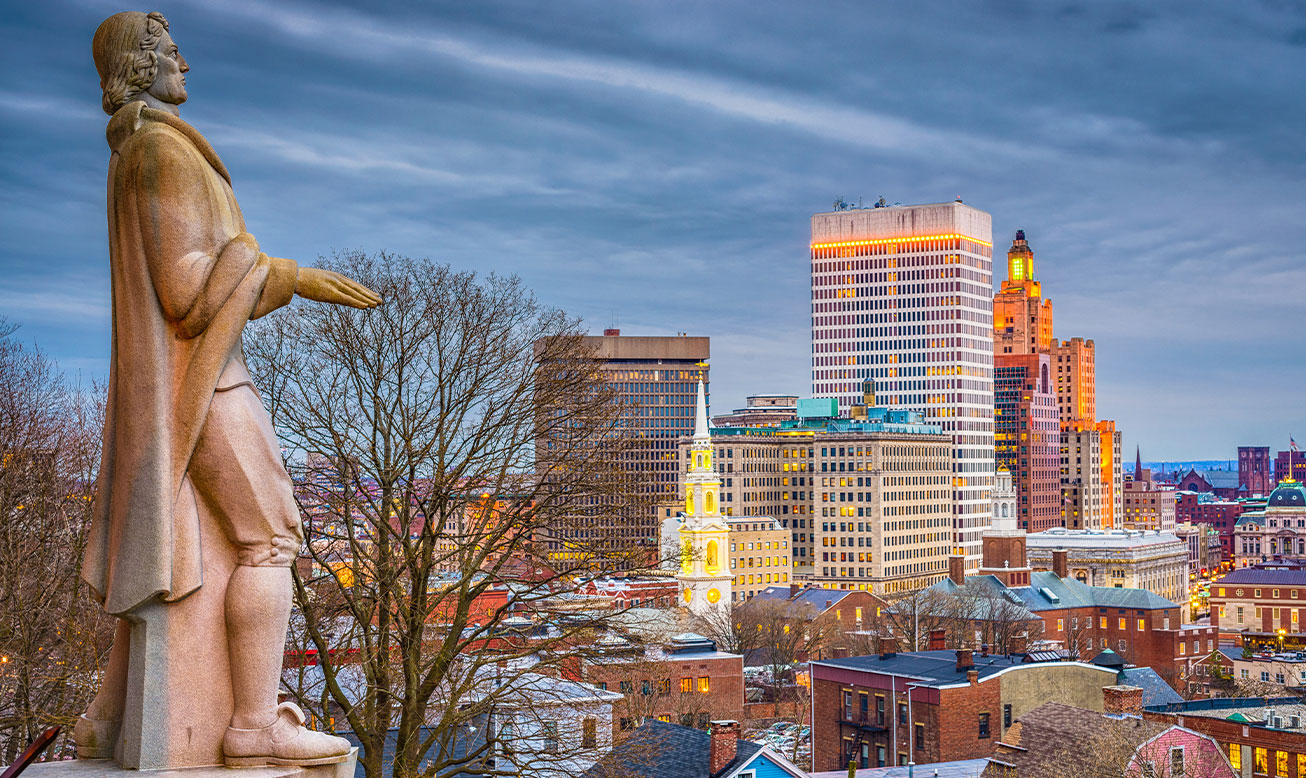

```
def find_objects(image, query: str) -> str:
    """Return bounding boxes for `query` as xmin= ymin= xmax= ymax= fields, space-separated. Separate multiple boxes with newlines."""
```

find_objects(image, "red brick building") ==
xmin=810 ymin=648 xmax=1122 ymax=769
xmin=1241 ymin=446 xmax=1274 ymax=496
xmin=565 ymin=633 xmax=745 ymax=733
xmin=1209 ymin=559 xmax=1306 ymax=643
xmin=1276 ymin=450 xmax=1306 ymax=484
xmin=921 ymin=537 xmax=1218 ymax=692
xmin=1176 ymin=492 xmax=1263 ymax=564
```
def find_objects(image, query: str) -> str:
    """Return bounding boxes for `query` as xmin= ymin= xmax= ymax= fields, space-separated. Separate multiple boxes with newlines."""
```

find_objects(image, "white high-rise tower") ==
xmin=810 ymin=200 xmax=995 ymax=568
xmin=676 ymin=380 xmax=731 ymax=618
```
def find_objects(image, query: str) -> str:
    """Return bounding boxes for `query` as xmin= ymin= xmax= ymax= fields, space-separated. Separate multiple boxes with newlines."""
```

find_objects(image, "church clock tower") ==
xmin=677 ymin=380 xmax=732 ymax=618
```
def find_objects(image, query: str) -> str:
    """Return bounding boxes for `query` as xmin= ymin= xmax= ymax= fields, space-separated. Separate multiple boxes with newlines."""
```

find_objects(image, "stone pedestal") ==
xmin=115 ymin=489 xmax=238 ymax=769
xmin=23 ymin=751 xmax=357 ymax=778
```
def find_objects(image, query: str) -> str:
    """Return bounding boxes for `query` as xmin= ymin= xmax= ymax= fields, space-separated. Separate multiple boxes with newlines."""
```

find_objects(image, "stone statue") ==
xmin=75 ymin=11 xmax=381 ymax=770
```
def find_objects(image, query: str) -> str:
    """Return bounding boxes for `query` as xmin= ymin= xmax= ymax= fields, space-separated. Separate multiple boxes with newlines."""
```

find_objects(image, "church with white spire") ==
xmin=676 ymin=380 xmax=732 ymax=618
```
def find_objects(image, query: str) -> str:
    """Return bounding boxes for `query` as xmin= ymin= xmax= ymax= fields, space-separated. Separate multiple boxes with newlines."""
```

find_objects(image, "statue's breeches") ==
xmin=187 ymin=385 xmax=302 ymax=567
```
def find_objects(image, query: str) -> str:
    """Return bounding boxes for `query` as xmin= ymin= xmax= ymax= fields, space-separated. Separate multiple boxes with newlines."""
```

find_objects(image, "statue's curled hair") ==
xmin=93 ymin=11 xmax=170 ymax=116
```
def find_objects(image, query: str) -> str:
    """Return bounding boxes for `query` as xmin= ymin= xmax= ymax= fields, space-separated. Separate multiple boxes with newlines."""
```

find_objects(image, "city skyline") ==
xmin=3 ymin=0 xmax=1304 ymax=459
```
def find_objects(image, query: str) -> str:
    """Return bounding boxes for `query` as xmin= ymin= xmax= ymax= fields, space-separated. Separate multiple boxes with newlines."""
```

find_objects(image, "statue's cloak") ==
xmin=83 ymin=101 xmax=298 ymax=616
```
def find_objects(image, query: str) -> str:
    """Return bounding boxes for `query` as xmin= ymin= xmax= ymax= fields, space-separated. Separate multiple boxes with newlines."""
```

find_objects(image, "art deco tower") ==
xmin=676 ymin=380 xmax=731 ymax=617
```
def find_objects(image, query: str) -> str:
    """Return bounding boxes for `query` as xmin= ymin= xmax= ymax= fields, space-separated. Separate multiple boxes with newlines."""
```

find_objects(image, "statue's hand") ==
xmin=294 ymin=268 xmax=382 ymax=309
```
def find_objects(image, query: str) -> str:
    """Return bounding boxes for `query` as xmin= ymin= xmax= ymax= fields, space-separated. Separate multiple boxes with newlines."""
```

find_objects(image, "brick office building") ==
xmin=918 ymin=519 xmax=1218 ymax=692
xmin=566 ymin=633 xmax=745 ymax=734
xmin=810 ymin=648 xmax=1121 ymax=769
xmin=1209 ymin=558 xmax=1306 ymax=641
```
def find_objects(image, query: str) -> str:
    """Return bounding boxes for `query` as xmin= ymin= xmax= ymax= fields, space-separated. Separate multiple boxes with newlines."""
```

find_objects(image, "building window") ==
xmin=876 ymin=695 xmax=885 ymax=725
xmin=1255 ymin=747 xmax=1268 ymax=774
xmin=1137 ymin=619 xmax=1146 ymax=631
xmin=898 ymin=703 xmax=907 ymax=726
xmin=1171 ymin=746 xmax=1185 ymax=777
xmin=582 ymin=717 xmax=597 ymax=749
xmin=1276 ymin=749 xmax=1287 ymax=776
xmin=1003 ymin=704 xmax=1012 ymax=729
xmin=680 ymin=677 xmax=691 ymax=693
xmin=1228 ymin=744 xmax=1240 ymax=769
xmin=914 ymin=724 xmax=924 ymax=750
xmin=697 ymin=677 xmax=710 ymax=693
xmin=978 ymin=713 xmax=990 ymax=739
xmin=542 ymin=721 xmax=559 ymax=754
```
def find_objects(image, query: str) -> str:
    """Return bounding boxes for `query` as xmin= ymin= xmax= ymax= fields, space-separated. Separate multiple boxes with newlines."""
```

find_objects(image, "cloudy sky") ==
xmin=2 ymin=0 xmax=1303 ymax=461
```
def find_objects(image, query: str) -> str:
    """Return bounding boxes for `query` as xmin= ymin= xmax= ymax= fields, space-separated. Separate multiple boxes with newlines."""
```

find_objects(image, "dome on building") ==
xmin=1268 ymin=480 xmax=1306 ymax=509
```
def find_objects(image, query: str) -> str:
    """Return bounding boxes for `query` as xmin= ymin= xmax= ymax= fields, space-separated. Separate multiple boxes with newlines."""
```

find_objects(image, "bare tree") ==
xmin=0 ymin=320 xmax=114 ymax=761
xmin=881 ymin=587 xmax=953 ymax=652
xmin=247 ymin=253 xmax=648 ymax=778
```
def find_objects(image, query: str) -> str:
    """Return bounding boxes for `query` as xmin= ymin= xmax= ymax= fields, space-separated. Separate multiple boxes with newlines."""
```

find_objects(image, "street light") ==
xmin=1278 ymin=628 xmax=1287 ymax=652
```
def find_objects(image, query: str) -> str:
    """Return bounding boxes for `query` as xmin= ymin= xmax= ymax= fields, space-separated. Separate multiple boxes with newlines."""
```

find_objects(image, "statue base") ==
xmin=22 ymin=751 xmax=357 ymax=778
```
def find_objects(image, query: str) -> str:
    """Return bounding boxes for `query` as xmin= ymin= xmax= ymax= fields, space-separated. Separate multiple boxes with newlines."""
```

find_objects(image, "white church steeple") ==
xmin=677 ymin=380 xmax=731 ymax=617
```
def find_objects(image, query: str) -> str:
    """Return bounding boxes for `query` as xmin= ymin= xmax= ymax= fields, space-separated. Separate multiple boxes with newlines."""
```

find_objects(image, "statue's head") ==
xmin=93 ymin=11 xmax=188 ymax=116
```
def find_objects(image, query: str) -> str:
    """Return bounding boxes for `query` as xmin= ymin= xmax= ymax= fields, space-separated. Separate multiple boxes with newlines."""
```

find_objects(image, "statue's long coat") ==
xmin=83 ymin=101 xmax=298 ymax=615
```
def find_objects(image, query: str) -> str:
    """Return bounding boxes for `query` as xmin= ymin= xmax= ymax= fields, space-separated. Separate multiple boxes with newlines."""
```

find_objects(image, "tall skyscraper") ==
xmin=810 ymin=200 xmax=994 ymax=567
xmin=994 ymin=352 xmax=1061 ymax=532
xmin=541 ymin=329 xmax=708 ymax=558
xmin=992 ymin=230 xmax=1119 ymax=528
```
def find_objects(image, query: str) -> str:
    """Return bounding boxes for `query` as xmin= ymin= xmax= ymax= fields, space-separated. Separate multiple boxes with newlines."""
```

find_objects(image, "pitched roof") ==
xmin=585 ymin=719 xmax=776 ymax=778
xmin=981 ymin=702 xmax=1164 ymax=778
xmin=1195 ymin=469 xmax=1244 ymax=489
xmin=1216 ymin=561 xmax=1306 ymax=586
xmin=1120 ymin=667 xmax=1185 ymax=707
xmin=926 ymin=570 xmax=1177 ymax=615
xmin=750 ymin=585 xmax=853 ymax=614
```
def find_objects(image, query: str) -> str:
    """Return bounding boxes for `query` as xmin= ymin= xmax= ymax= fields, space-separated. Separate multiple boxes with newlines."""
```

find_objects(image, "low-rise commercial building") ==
xmin=810 ymin=649 xmax=1123 ymax=770
xmin=567 ymin=633 xmax=744 ymax=734
xmin=1024 ymin=527 xmax=1189 ymax=603
xmin=1123 ymin=461 xmax=1177 ymax=532
xmin=1210 ymin=558 xmax=1306 ymax=638
xmin=1174 ymin=522 xmax=1223 ymax=577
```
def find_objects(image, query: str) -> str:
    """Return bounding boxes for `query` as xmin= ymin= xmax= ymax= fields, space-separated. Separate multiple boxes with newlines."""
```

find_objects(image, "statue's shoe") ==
xmin=224 ymin=702 xmax=351 ymax=767
xmin=73 ymin=714 xmax=120 ymax=759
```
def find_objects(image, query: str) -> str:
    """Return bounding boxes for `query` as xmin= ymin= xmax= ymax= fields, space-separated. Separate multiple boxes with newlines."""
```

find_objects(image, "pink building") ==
xmin=1127 ymin=726 xmax=1236 ymax=778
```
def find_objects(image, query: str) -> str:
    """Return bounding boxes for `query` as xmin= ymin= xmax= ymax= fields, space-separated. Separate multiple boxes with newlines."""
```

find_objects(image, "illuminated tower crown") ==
xmin=677 ymin=380 xmax=731 ymax=617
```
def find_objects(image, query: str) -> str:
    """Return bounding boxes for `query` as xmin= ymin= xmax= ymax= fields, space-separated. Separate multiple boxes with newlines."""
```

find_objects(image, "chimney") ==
xmin=1052 ymin=549 xmax=1069 ymax=579
xmin=709 ymin=720 xmax=739 ymax=774
xmin=1009 ymin=633 xmax=1028 ymax=655
xmin=981 ymin=643 xmax=990 ymax=657
xmin=878 ymin=636 xmax=899 ymax=656
xmin=955 ymin=648 xmax=974 ymax=672
xmin=949 ymin=554 xmax=966 ymax=586
xmin=967 ymin=668 xmax=979 ymax=685
xmin=603 ymin=328 xmax=620 ymax=336
xmin=790 ymin=583 xmax=802 ymax=598
xmin=1102 ymin=685 xmax=1144 ymax=716
xmin=928 ymin=628 xmax=947 ymax=651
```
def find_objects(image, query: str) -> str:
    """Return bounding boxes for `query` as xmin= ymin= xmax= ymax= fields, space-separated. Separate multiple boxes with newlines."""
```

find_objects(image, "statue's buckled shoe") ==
xmin=223 ymin=702 xmax=351 ymax=767
xmin=74 ymin=714 xmax=120 ymax=759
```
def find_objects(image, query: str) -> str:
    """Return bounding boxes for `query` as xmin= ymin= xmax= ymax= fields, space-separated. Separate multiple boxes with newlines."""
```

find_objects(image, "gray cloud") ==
xmin=2 ymin=0 xmax=1302 ymax=459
